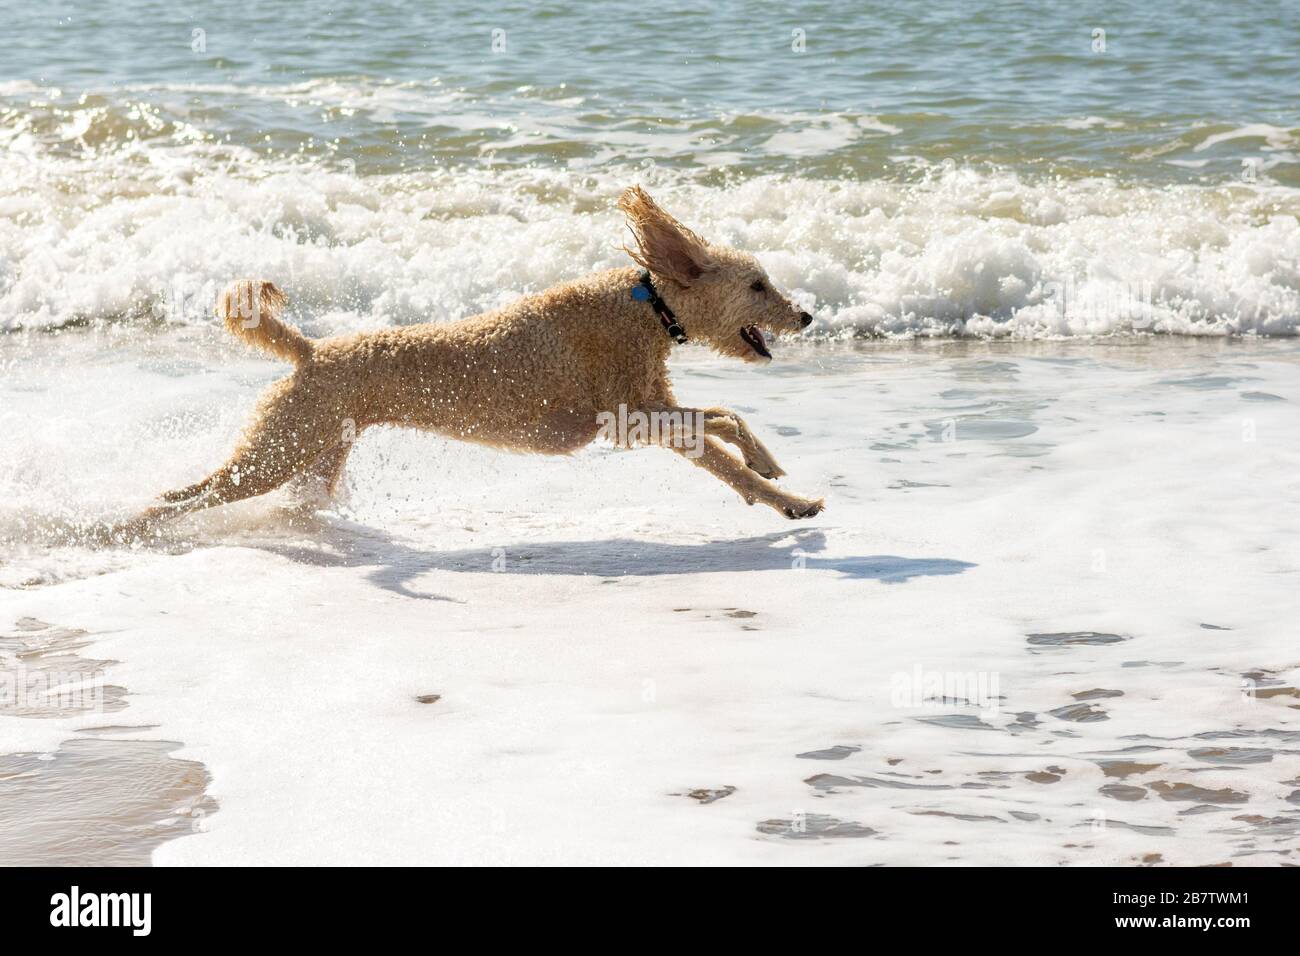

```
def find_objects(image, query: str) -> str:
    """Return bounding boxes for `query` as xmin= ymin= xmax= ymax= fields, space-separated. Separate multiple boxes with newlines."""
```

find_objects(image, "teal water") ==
xmin=0 ymin=2 xmax=1297 ymax=336
xmin=5 ymin=0 xmax=1298 ymax=182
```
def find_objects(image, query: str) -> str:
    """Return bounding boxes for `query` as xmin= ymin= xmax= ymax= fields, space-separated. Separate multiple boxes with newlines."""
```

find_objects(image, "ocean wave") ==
xmin=0 ymin=137 xmax=1297 ymax=338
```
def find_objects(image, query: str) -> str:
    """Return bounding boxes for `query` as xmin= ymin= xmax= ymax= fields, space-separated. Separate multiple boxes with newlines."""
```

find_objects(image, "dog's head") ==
xmin=618 ymin=186 xmax=812 ymax=363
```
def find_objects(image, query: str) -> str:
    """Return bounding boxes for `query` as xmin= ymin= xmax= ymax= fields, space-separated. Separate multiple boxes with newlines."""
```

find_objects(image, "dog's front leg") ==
xmin=637 ymin=403 xmax=785 ymax=479
xmin=668 ymin=436 xmax=823 ymax=520
xmin=698 ymin=407 xmax=785 ymax=479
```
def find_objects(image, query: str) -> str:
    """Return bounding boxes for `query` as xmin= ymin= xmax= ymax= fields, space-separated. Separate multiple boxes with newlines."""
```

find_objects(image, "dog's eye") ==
xmin=750 ymin=279 xmax=765 ymax=293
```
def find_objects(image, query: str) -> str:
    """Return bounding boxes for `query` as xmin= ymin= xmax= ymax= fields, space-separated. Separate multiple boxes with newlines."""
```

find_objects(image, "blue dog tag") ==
xmin=630 ymin=285 xmax=650 ymax=301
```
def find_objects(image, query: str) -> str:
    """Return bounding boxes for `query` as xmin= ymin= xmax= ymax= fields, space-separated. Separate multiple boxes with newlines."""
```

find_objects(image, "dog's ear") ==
xmin=618 ymin=186 xmax=714 ymax=287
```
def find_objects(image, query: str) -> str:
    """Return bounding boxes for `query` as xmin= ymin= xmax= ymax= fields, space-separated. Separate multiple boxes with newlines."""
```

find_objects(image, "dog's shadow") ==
xmin=251 ymin=524 xmax=976 ymax=601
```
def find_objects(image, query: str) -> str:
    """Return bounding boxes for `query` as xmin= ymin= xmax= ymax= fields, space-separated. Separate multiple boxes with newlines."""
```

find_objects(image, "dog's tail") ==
xmin=216 ymin=279 xmax=313 ymax=365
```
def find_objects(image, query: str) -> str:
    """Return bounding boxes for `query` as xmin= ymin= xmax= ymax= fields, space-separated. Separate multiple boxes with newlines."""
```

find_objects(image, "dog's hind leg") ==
xmin=142 ymin=379 xmax=344 ymax=527
xmin=160 ymin=479 xmax=212 ymax=504
xmin=291 ymin=440 xmax=358 ymax=503
xmin=669 ymin=437 xmax=821 ymax=519
xmin=309 ymin=442 xmax=355 ymax=497
xmin=118 ymin=456 xmax=290 ymax=537
xmin=148 ymin=444 xmax=323 ymax=521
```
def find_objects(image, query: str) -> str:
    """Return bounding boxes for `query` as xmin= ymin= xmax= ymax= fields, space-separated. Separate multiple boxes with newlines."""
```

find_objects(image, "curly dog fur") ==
xmin=136 ymin=186 xmax=824 ymax=527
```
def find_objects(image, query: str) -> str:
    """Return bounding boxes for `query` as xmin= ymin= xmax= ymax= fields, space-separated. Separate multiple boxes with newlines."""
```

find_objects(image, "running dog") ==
xmin=138 ymin=186 xmax=824 ymax=526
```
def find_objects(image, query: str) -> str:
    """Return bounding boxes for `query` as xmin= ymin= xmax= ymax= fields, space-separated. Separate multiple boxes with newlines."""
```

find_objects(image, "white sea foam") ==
xmin=1194 ymin=123 xmax=1298 ymax=153
xmin=1061 ymin=116 xmax=1125 ymax=131
xmin=0 ymin=140 xmax=1297 ymax=338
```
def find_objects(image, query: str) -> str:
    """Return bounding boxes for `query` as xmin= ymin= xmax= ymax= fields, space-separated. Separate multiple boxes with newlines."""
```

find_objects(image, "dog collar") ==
xmin=631 ymin=271 xmax=687 ymax=344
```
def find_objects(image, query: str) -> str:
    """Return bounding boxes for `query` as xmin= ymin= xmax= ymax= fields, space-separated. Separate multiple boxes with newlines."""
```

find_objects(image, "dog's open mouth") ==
xmin=739 ymin=325 xmax=772 ymax=359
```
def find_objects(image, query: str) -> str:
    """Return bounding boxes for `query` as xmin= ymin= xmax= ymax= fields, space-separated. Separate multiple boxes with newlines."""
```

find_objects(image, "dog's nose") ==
xmin=799 ymin=312 xmax=813 ymax=328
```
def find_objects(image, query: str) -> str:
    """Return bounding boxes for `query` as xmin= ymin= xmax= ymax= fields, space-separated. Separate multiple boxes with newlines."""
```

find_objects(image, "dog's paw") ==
xmin=749 ymin=460 xmax=786 ymax=480
xmin=743 ymin=452 xmax=786 ymax=480
xmin=781 ymin=497 xmax=824 ymax=520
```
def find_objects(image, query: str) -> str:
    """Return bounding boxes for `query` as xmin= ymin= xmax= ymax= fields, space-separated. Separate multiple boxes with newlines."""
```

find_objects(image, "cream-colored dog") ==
xmin=139 ymin=187 xmax=824 ymax=526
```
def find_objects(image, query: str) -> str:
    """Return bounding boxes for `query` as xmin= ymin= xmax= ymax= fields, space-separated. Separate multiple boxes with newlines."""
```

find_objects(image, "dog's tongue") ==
xmin=742 ymin=325 xmax=771 ymax=358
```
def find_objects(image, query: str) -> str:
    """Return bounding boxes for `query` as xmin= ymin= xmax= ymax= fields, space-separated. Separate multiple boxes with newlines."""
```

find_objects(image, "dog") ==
xmin=135 ymin=186 xmax=824 ymax=528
